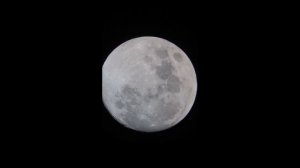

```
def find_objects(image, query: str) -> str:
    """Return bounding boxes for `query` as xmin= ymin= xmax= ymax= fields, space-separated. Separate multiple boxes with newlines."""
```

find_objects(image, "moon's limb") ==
xmin=102 ymin=36 xmax=197 ymax=132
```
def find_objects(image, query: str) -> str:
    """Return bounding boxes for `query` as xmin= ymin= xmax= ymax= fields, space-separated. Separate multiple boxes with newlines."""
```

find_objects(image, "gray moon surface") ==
xmin=102 ymin=36 xmax=197 ymax=132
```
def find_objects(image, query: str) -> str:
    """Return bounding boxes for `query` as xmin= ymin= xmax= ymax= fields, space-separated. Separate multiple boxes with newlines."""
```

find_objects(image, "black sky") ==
xmin=98 ymin=6 xmax=268 ymax=154
xmin=8 ymin=3 xmax=280 ymax=161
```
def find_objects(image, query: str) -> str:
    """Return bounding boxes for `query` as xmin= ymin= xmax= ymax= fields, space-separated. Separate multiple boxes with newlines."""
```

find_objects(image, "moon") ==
xmin=102 ymin=36 xmax=197 ymax=132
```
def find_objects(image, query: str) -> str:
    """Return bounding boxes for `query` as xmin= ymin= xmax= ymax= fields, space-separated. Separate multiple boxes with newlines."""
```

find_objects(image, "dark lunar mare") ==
xmin=155 ymin=48 xmax=169 ymax=59
xmin=114 ymin=84 xmax=153 ymax=130
xmin=155 ymin=60 xmax=174 ymax=80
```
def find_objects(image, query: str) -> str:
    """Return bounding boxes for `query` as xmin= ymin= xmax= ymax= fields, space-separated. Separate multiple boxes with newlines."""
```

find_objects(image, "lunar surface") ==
xmin=102 ymin=36 xmax=197 ymax=132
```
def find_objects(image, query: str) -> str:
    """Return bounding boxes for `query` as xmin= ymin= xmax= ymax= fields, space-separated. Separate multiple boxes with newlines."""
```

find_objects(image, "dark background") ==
xmin=6 ymin=3 xmax=285 ymax=161
xmin=98 ymin=6 xmax=268 ymax=155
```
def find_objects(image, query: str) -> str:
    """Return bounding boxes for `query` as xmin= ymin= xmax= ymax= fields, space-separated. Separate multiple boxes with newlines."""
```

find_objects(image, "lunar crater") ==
xmin=115 ymin=100 xmax=125 ymax=109
xmin=173 ymin=52 xmax=183 ymax=62
xmin=144 ymin=55 xmax=152 ymax=63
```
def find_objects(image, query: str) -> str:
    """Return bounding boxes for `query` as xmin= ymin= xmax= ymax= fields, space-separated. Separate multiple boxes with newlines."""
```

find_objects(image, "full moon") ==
xmin=102 ymin=36 xmax=197 ymax=132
